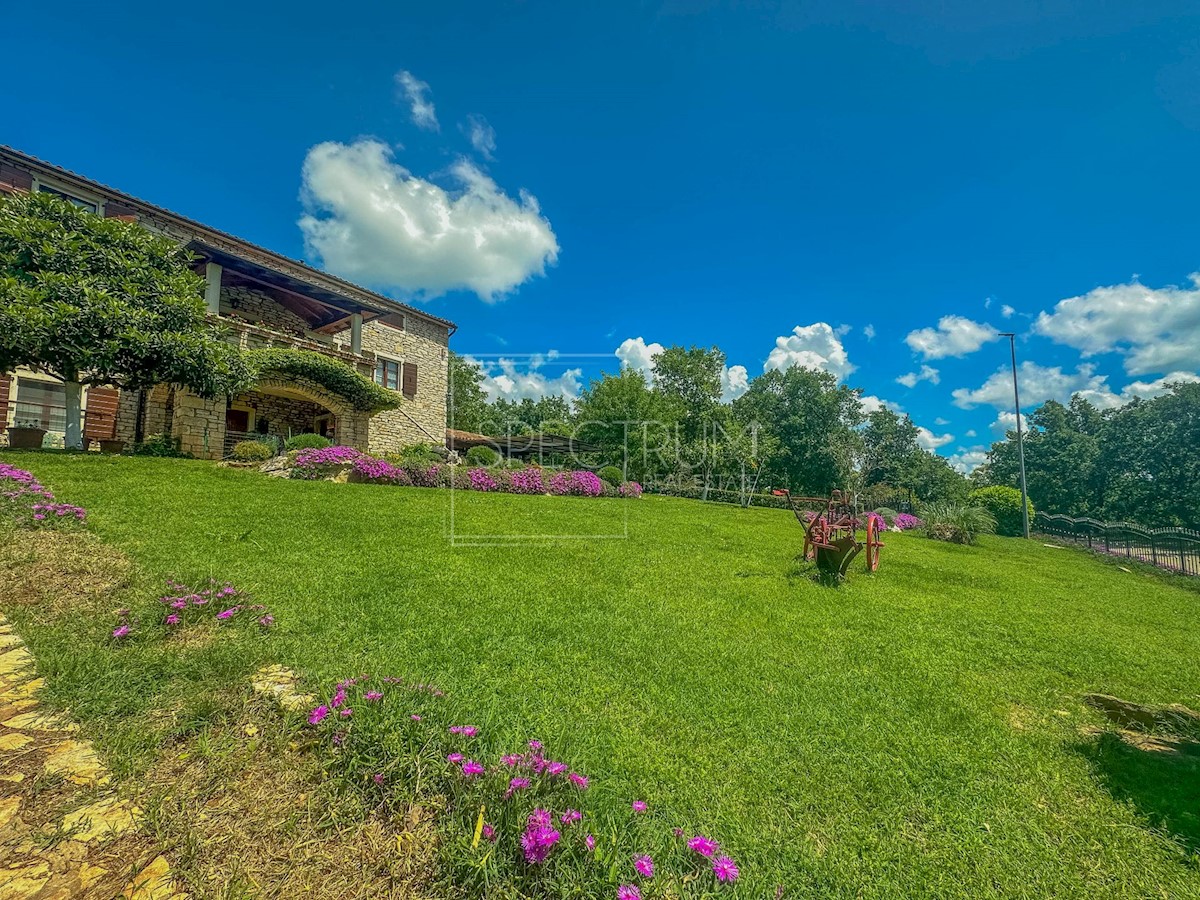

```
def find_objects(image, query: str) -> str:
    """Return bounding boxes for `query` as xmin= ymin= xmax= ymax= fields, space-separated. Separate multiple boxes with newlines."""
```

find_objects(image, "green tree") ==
xmin=575 ymin=368 xmax=673 ymax=483
xmin=0 ymin=192 xmax=249 ymax=449
xmin=447 ymin=352 xmax=489 ymax=432
xmin=651 ymin=345 xmax=724 ymax=441
xmin=860 ymin=408 xmax=921 ymax=489
xmin=732 ymin=366 xmax=863 ymax=494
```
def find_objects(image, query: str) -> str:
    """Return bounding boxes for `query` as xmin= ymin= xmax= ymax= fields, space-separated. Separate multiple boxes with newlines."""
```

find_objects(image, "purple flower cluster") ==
xmin=549 ymin=470 xmax=604 ymax=497
xmin=893 ymin=513 xmax=923 ymax=530
xmin=467 ymin=467 xmax=500 ymax=492
xmin=292 ymin=445 xmax=363 ymax=479
xmin=1 ymin=464 xmax=87 ymax=530
xmin=113 ymin=578 xmax=276 ymax=639
xmin=351 ymin=455 xmax=403 ymax=483
xmin=618 ymin=481 xmax=643 ymax=498
xmin=508 ymin=467 xmax=546 ymax=494
xmin=407 ymin=464 xmax=442 ymax=488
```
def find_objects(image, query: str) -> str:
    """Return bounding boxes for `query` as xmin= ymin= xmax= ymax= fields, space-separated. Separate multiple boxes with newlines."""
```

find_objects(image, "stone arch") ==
xmin=247 ymin=376 xmax=371 ymax=451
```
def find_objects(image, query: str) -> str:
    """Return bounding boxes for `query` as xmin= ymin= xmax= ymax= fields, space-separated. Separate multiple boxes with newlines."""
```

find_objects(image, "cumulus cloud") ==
xmin=934 ymin=417 xmax=950 ymax=426
xmin=965 ymin=429 xmax=977 ymax=437
xmin=721 ymin=365 xmax=750 ymax=402
xmin=395 ymin=70 xmax=439 ymax=130
xmin=990 ymin=410 xmax=1029 ymax=434
xmin=952 ymin=362 xmax=1200 ymax=412
xmin=905 ymin=315 xmax=1000 ymax=360
xmin=916 ymin=426 xmax=954 ymax=451
xmin=299 ymin=140 xmax=559 ymax=301
xmin=895 ymin=365 xmax=940 ymax=388
xmin=947 ymin=446 xmax=989 ymax=475
xmin=863 ymin=324 xmax=876 ymax=341
xmin=765 ymin=323 xmax=855 ymax=380
xmin=859 ymin=394 xmax=904 ymax=415
xmin=615 ymin=337 xmax=664 ymax=381
xmin=1001 ymin=304 xmax=1015 ymax=318
xmin=466 ymin=354 xmax=582 ymax=403
xmin=463 ymin=114 xmax=496 ymax=159
xmin=1033 ymin=273 xmax=1200 ymax=375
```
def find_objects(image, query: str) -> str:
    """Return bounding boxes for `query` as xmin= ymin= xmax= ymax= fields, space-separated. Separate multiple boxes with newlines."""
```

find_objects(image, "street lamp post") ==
xmin=999 ymin=332 xmax=1030 ymax=538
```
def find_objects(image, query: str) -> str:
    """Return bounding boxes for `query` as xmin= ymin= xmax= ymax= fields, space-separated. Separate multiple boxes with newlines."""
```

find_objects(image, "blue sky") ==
xmin=6 ymin=1 xmax=1200 ymax=470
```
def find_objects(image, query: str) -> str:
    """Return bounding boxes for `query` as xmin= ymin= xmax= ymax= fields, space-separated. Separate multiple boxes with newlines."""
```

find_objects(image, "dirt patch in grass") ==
xmin=0 ymin=528 xmax=133 ymax=616
xmin=141 ymin=701 xmax=437 ymax=899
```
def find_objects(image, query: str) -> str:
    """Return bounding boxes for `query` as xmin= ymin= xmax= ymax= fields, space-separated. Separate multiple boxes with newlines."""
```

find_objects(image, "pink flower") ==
xmin=617 ymin=885 xmax=641 ymax=900
xmin=585 ymin=834 xmax=596 ymax=852
xmin=528 ymin=739 xmax=542 ymax=750
xmin=546 ymin=761 xmax=568 ymax=776
xmin=521 ymin=812 xmax=561 ymax=864
xmin=688 ymin=835 xmax=719 ymax=857
xmin=165 ymin=614 xmax=181 ymax=626
xmin=505 ymin=777 xmax=530 ymax=799
xmin=372 ymin=773 xmax=385 ymax=785
xmin=410 ymin=714 xmax=422 ymax=721
xmin=569 ymin=773 xmax=589 ymax=790
xmin=216 ymin=607 xmax=239 ymax=620
xmin=501 ymin=754 xmax=522 ymax=767
xmin=633 ymin=854 xmax=654 ymax=878
xmin=170 ymin=599 xmax=188 ymax=610
xmin=449 ymin=725 xmax=478 ymax=737
xmin=258 ymin=614 xmax=274 ymax=627
xmin=482 ymin=823 xmax=496 ymax=842
xmin=308 ymin=705 xmax=329 ymax=725
xmin=712 ymin=855 xmax=739 ymax=883
xmin=632 ymin=800 xmax=647 ymax=813
xmin=447 ymin=753 xmax=464 ymax=764
xmin=339 ymin=708 xmax=353 ymax=718
xmin=528 ymin=809 xmax=553 ymax=828
xmin=364 ymin=691 xmax=383 ymax=701
xmin=331 ymin=688 xmax=347 ymax=709
xmin=112 ymin=625 xmax=131 ymax=639
xmin=560 ymin=809 xmax=582 ymax=824
xmin=461 ymin=759 xmax=484 ymax=777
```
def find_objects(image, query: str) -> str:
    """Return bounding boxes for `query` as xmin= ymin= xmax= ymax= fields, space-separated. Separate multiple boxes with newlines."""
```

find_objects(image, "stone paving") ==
xmin=0 ymin=613 xmax=187 ymax=900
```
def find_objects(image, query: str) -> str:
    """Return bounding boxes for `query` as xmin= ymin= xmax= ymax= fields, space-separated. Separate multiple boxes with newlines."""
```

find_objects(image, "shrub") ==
xmin=920 ymin=501 xmax=996 ymax=545
xmin=406 ymin=464 xmax=443 ymax=488
xmin=467 ymin=468 xmax=500 ymax=492
xmin=285 ymin=433 xmax=331 ymax=452
xmin=465 ymin=445 xmax=500 ymax=467
xmin=548 ymin=470 xmax=604 ymax=497
xmin=231 ymin=440 xmax=273 ymax=462
xmin=509 ymin=468 xmax=546 ymax=495
xmin=893 ymin=512 xmax=923 ymax=531
xmin=597 ymin=466 xmax=624 ymax=486
xmin=619 ymin=481 xmax=644 ymax=498
xmin=969 ymin=486 xmax=1034 ymax=537
xmin=131 ymin=433 xmax=189 ymax=457
xmin=873 ymin=507 xmax=899 ymax=522
xmin=246 ymin=348 xmax=399 ymax=413
xmin=395 ymin=443 xmax=443 ymax=468
xmin=351 ymin=455 xmax=404 ymax=484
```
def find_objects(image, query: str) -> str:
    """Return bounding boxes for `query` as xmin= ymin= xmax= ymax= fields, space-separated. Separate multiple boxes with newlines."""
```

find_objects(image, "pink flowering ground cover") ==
xmin=303 ymin=673 xmax=742 ymax=897
xmin=109 ymin=578 xmax=276 ymax=642
xmin=0 ymin=462 xmax=86 ymax=529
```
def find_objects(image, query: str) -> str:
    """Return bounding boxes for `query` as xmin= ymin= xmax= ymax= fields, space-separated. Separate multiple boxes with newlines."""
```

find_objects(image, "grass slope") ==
xmin=5 ymin=451 xmax=1200 ymax=898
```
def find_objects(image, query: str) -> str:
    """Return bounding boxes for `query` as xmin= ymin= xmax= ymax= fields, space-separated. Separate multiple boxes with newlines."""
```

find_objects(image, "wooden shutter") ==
xmin=83 ymin=387 xmax=120 ymax=441
xmin=402 ymin=362 xmax=417 ymax=399
xmin=0 ymin=375 xmax=10 ymax=428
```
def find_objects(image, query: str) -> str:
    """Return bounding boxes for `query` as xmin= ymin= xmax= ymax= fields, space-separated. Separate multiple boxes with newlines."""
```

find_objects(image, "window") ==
xmin=15 ymin=379 xmax=66 ymax=433
xmin=375 ymin=358 xmax=400 ymax=391
xmin=37 ymin=183 xmax=99 ymax=214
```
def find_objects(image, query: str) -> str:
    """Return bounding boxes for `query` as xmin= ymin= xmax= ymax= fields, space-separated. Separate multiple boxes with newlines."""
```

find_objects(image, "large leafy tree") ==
xmin=574 ymin=367 xmax=674 ymax=482
xmin=0 ymin=192 xmax=249 ymax=448
xmin=447 ymin=352 xmax=489 ymax=432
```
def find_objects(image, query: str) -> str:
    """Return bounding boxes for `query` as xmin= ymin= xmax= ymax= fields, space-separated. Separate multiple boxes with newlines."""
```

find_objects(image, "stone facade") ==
xmin=219 ymin=285 xmax=310 ymax=336
xmin=335 ymin=316 xmax=450 ymax=454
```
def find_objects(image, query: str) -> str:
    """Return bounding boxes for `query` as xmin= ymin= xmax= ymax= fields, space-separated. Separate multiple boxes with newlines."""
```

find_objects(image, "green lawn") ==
xmin=5 ymin=451 xmax=1200 ymax=897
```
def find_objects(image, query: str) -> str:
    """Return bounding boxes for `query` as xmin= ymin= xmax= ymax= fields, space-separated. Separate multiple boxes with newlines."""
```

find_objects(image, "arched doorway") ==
xmin=225 ymin=377 xmax=370 ymax=454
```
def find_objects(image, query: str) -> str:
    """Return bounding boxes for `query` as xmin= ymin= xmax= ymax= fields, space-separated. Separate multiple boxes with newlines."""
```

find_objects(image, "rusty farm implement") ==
xmin=772 ymin=489 xmax=884 ymax=577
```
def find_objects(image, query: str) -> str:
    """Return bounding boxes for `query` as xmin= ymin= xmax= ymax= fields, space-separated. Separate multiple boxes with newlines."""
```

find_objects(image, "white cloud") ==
xmin=463 ymin=114 xmax=496 ymax=159
xmin=765 ymin=323 xmax=855 ymax=380
xmin=615 ymin=337 xmax=664 ymax=381
xmin=952 ymin=361 xmax=1200 ymax=413
xmin=965 ymin=429 xmax=977 ymax=437
xmin=934 ymin=417 xmax=950 ymax=426
xmin=863 ymin=324 xmax=876 ymax=341
xmin=859 ymin=394 xmax=904 ymax=415
xmin=990 ymin=410 xmax=1030 ymax=434
xmin=299 ymin=140 xmax=559 ymax=301
xmin=895 ymin=365 xmax=940 ymax=388
xmin=1033 ymin=273 xmax=1200 ymax=375
xmin=1001 ymin=304 xmax=1015 ymax=318
xmin=916 ymin=426 xmax=954 ymax=450
xmin=947 ymin=446 xmax=989 ymax=475
xmin=905 ymin=315 xmax=1000 ymax=360
xmin=721 ymin=365 xmax=749 ymax=402
xmin=395 ymin=70 xmax=439 ymax=131
xmin=466 ymin=354 xmax=582 ymax=403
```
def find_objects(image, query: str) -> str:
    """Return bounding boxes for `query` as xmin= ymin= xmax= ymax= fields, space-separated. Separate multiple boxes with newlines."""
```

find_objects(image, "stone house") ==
xmin=0 ymin=146 xmax=456 ymax=459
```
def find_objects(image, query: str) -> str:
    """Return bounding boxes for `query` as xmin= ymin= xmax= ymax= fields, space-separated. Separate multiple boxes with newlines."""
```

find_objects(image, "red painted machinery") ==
xmin=772 ymin=489 xmax=883 ymax=576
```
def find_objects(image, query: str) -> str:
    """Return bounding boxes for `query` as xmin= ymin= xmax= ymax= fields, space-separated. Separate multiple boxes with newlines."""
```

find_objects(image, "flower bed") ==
xmin=287 ymin=448 xmax=638 ymax=501
xmin=1 ymin=463 xmax=86 ymax=530
xmin=304 ymin=673 xmax=741 ymax=897
xmin=111 ymin=578 xmax=276 ymax=640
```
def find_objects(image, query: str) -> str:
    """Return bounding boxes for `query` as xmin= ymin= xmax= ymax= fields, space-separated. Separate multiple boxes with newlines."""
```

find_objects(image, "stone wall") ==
xmin=220 ymin=285 xmax=310 ymax=335
xmin=333 ymin=316 xmax=450 ymax=454
xmin=171 ymin=389 xmax=225 ymax=459
xmin=232 ymin=390 xmax=326 ymax=437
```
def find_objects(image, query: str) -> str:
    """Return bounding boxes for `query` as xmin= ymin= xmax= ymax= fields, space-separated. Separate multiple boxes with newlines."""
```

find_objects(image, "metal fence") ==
xmin=1035 ymin=512 xmax=1200 ymax=576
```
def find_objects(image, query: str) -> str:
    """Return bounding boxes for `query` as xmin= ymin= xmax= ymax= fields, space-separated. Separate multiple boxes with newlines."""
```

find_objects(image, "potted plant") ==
xmin=5 ymin=418 xmax=48 ymax=450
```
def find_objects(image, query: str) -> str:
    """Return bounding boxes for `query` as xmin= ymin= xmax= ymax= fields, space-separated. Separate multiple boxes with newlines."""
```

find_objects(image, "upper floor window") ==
xmin=37 ymin=183 xmax=99 ymax=214
xmin=375 ymin=358 xmax=400 ymax=391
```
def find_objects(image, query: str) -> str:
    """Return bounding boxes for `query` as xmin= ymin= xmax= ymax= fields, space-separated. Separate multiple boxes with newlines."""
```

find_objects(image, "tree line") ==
xmin=450 ymin=347 xmax=969 ymax=504
xmin=973 ymin=383 xmax=1200 ymax=528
